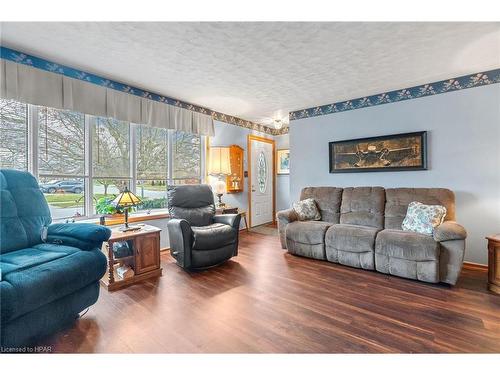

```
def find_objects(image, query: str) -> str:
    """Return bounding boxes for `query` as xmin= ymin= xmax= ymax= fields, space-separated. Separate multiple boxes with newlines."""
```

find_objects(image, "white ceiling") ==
xmin=1 ymin=22 xmax=499 ymax=127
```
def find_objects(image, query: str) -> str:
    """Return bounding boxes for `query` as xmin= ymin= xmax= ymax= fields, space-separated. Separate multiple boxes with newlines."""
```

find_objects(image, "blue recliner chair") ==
xmin=0 ymin=169 xmax=111 ymax=348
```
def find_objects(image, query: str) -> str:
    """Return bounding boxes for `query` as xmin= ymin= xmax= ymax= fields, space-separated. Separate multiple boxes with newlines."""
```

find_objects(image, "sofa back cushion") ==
xmin=300 ymin=187 xmax=343 ymax=223
xmin=340 ymin=187 xmax=385 ymax=229
xmin=167 ymin=184 xmax=215 ymax=227
xmin=384 ymin=188 xmax=455 ymax=230
xmin=0 ymin=169 xmax=52 ymax=254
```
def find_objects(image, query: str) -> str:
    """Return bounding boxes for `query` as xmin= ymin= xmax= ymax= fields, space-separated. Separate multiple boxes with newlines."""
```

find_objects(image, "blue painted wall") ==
xmin=289 ymin=83 xmax=500 ymax=265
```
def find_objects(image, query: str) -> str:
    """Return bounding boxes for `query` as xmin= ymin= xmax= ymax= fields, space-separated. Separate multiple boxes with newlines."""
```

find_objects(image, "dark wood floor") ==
xmin=43 ymin=231 xmax=500 ymax=353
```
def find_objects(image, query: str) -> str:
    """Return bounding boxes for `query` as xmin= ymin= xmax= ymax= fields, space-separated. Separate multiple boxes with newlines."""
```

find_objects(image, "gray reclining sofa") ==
xmin=277 ymin=187 xmax=467 ymax=285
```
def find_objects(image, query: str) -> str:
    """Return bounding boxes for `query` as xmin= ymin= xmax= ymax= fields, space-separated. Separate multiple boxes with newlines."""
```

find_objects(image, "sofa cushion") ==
xmin=286 ymin=221 xmax=333 ymax=245
xmin=375 ymin=229 xmax=441 ymax=283
xmin=192 ymin=223 xmax=236 ymax=250
xmin=1 ymin=247 xmax=106 ymax=323
xmin=1 ymin=170 xmax=52 ymax=254
xmin=340 ymin=187 xmax=385 ymax=229
xmin=167 ymin=184 xmax=215 ymax=226
xmin=300 ymin=187 xmax=343 ymax=223
xmin=0 ymin=245 xmax=79 ymax=277
xmin=384 ymin=188 xmax=455 ymax=230
xmin=375 ymin=229 xmax=440 ymax=261
xmin=170 ymin=205 xmax=215 ymax=227
xmin=326 ymin=224 xmax=379 ymax=253
xmin=325 ymin=224 xmax=379 ymax=269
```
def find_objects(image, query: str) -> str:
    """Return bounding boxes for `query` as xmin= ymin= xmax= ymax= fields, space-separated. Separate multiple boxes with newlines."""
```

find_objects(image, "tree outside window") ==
xmin=0 ymin=99 xmax=28 ymax=170
xmin=38 ymin=107 xmax=86 ymax=219
xmin=135 ymin=124 xmax=168 ymax=211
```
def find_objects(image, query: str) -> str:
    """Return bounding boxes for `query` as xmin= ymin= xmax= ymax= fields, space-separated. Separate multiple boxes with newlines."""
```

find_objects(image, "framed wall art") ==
xmin=276 ymin=149 xmax=290 ymax=175
xmin=329 ymin=131 xmax=427 ymax=173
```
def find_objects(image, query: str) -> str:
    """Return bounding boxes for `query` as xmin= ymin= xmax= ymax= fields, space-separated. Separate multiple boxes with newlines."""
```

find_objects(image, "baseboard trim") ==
xmin=159 ymin=249 xmax=488 ymax=271
xmin=463 ymin=261 xmax=488 ymax=271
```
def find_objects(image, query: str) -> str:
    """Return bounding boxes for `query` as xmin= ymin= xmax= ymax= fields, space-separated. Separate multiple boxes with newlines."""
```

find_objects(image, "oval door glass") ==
xmin=258 ymin=151 xmax=267 ymax=193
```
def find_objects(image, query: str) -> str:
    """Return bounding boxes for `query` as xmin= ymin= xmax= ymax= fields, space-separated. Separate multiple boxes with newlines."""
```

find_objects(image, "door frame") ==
xmin=247 ymin=134 xmax=276 ymax=227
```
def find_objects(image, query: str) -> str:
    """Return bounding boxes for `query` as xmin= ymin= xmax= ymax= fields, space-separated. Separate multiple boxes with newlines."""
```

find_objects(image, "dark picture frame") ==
xmin=329 ymin=131 xmax=427 ymax=173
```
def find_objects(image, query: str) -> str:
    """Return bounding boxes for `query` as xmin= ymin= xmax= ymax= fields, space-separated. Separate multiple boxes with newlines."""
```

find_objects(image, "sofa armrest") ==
xmin=276 ymin=208 xmax=298 ymax=249
xmin=167 ymin=218 xmax=193 ymax=269
xmin=213 ymin=214 xmax=241 ymax=230
xmin=46 ymin=223 xmax=111 ymax=251
xmin=277 ymin=208 xmax=298 ymax=224
xmin=433 ymin=221 xmax=467 ymax=242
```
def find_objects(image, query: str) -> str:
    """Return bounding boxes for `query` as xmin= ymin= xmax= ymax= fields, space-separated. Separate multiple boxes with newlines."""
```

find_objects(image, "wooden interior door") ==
xmin=135 ymin=233 xmax=160 ymax=274
xmin=248 ymin=135 xmax=275 ymax=227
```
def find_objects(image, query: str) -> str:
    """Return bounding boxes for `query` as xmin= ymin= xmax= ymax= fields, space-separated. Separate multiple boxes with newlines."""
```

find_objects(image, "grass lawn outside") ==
xmin=45 ymin=192 xmax=166 ymax=209
xmin=136 ymin=183 xmax=167 ymax=192
xmin=44 ymin=193 xmax=113 ymax=208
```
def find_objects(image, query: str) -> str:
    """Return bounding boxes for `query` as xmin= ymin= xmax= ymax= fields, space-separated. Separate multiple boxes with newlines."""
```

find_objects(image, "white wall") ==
xmin=289 ymin=84 xmax=500 ymax=265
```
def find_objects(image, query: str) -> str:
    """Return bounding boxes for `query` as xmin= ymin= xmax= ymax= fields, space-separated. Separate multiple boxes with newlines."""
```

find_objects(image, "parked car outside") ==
xmin=39 ymin=180 xmax=84 ymax=194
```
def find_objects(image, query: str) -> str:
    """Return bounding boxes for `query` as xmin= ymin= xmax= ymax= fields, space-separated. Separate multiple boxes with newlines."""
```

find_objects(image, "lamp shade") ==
xmin=112 ymin=188 xmax=142 ymax=208
xmin=208 ymin=147 xmax=231 ymax=175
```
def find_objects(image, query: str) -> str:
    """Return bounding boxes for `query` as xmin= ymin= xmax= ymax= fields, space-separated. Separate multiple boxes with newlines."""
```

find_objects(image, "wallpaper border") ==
xmin=0 ymin=46 xmax=278 ymax=135
xmin=2 ymin=46 xmax=498 ymax=136
xmin=288 ymin=68 xmax=500 ymax=123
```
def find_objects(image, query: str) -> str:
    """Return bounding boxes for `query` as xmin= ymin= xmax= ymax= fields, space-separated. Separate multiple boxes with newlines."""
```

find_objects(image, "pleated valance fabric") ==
xmin=0 ymin=59 xmax=214 ymax=136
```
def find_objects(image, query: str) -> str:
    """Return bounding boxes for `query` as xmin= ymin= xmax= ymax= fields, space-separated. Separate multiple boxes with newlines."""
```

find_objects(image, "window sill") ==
xmin=83 ymin=210 xmax=170 ymax=226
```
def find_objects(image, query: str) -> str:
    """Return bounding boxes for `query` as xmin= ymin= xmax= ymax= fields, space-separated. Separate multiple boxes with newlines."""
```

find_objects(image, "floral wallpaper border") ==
xmin=289 ymin=68 xmax=500 ymax=123
xmin=0 ymin=46 xmax=278 ymax=135
xmin=3 ymin=46 xmax=498 ymax=137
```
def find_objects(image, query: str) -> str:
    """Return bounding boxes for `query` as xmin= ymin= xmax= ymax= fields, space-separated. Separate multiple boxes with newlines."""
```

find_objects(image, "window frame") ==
xmin=0 ymin=99 xmax=205 ymax=221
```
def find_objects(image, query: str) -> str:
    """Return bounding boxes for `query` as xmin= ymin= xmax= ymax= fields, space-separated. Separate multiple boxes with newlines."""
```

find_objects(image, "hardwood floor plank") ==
xmin=40 ymin=231 xmax=500 ymax=353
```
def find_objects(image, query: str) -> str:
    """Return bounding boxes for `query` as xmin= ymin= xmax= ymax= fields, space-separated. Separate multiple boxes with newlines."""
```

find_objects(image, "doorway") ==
xmin=247 ymin=135 xmax=275 ymax=227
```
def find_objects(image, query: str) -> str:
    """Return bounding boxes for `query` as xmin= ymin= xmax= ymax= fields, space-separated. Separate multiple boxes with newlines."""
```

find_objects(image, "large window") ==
xmin=172 ymin=130 xmax=202 ymax=184
xmin=135 ymin=125 xmax=168 ymax=210
xmin=0 ymin=99 xmax=28 ymax=170
xmin=38 ymin=107 xmax=86 ymax=219
xmin=92 ymin=117 xmax=131 ymax=213
xmin=0 ymin=98 xmax=204 ymax=220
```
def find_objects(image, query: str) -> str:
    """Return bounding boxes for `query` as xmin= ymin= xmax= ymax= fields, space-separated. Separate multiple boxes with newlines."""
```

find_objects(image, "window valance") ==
xmin=0 ymin=59 xmax=214 ymax=136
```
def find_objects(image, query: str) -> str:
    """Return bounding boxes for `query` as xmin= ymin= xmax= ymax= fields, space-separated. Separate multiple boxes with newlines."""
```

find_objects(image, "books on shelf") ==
xmin=116 ymin=265 xmax=135 ymax=279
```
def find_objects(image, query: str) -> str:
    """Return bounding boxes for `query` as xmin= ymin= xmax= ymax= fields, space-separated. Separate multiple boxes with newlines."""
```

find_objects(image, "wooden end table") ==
xmin=101 ymin=224 xmax=162 ymax=291
xmin=215 ymin=206 xmax=249 ymax=231
xmin=486 ymin=234 xmax=500 ymax=295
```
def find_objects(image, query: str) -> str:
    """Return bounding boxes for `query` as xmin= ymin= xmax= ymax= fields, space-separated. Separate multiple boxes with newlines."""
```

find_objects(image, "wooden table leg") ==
xmin=107 ymin=241 xmax=115 ymax=284
xmin=243 ymin=212 xmax=249 ymax=231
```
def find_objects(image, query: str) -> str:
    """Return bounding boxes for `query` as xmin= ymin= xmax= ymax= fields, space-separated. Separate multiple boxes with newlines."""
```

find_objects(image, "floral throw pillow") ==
xmin=292 ymin=198 xmax=321 ymax=221
xmin=402 ymin=201 xmax=447 ymax=235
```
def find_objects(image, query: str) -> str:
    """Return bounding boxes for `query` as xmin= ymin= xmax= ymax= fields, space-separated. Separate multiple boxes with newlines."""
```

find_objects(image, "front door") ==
xmin=248 ymin=135 xmax=275 ymax=227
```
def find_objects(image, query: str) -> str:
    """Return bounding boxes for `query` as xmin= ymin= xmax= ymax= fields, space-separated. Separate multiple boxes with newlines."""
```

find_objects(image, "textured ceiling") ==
xmin=1 ymin=22 xmax=499 ymax=127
